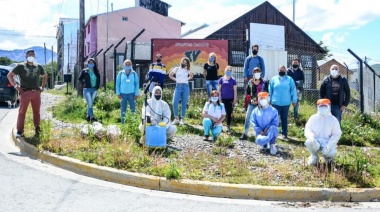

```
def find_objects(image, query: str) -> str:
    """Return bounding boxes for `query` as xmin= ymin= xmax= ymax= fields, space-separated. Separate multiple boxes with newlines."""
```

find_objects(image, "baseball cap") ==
xmin=26 ymin=49 xmax=35 ymax=54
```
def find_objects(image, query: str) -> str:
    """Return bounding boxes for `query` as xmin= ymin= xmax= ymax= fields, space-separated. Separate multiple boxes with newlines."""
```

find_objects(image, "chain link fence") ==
xmin=128 ymin=40 xmax=378 ymax=113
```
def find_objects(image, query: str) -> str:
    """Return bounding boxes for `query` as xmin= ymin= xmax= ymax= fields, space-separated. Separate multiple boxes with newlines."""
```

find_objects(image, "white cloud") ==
xmin=321 ymin=32 xmax=334 ymax=46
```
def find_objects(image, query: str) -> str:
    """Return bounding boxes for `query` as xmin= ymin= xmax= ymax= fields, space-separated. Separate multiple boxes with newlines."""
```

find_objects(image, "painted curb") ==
xmin=12 ymin=127 xmax=380 ymax=202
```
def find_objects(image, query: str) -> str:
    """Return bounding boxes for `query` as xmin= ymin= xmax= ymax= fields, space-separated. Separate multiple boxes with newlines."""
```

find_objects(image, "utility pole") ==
xmin=293 ymin=0 xmax=296 ymax=23
xmin=67 ymin=43 xmax=70 ymax=73
xmin=51 ymin=46 xmax=54 ymax=88
xmin=78 ymin=0 xmax=85 ymax=96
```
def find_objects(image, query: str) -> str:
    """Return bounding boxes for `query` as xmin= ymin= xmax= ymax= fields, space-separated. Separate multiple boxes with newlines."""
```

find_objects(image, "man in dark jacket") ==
xmin=320 ymin=64 xmax=350 ymax=125
xmin=287 ymin=58 xmax=304 ymax=119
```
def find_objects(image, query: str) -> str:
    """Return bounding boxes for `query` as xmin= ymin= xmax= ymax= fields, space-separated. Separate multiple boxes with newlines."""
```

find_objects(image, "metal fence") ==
xmin=128 ymin=40 xmax=379 ymax=113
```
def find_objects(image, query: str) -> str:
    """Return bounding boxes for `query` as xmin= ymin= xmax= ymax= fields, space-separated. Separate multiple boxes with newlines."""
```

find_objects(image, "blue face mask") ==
xmin=226 ymin=71 xmax=232 ymax=76
xmin=209 ymin=57 xmax=215 ymax=62
xmin=211 ymin=97 xmax=218 ymax=103
xmin=88 ymin=63 xmax=94 ymax=69
xmin=124 ymin=66 xmax=131 ymax=70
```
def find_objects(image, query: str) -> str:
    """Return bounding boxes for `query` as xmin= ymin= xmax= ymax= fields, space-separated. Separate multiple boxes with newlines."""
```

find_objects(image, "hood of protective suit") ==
xmin=152 ymin=86 xmax=162 ymax=101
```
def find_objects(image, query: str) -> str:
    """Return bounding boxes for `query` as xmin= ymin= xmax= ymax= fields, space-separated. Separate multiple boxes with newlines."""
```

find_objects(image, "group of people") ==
xmin=9 ymin=46 xmax=350 ymax=166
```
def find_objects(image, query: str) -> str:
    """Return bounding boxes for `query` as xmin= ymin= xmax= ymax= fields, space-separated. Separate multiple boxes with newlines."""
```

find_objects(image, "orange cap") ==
xmin=257 ymin=92 xmax=269 ymax=98
xmin=317 ymin=98 xmax=331 ymax=105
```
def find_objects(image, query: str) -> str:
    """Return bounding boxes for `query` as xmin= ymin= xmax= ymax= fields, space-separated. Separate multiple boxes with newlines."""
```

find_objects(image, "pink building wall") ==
xmin=85 ymin=6 xmax=182 ymax=85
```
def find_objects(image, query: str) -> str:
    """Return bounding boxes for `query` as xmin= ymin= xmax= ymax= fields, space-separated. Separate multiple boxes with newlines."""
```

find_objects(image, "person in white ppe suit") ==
xmin=250 ymin=92 xmax=280 ymax=155
xmin=140 ymin=86 xmax=177 ymax=138
xmin=304 ymin=98 xmax=342 ymax=165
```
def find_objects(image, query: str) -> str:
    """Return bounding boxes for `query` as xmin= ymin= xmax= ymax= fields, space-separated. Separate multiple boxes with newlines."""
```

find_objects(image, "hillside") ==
xmin=0 ymin=46 xmax=57 ymax=65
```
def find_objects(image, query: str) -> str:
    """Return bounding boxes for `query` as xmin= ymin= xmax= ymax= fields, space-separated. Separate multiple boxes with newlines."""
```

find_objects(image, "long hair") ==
xmin=87 ymin=58 xmax=100 ymax=75
xmin=181 ymin=57 xmax=190 ymax=70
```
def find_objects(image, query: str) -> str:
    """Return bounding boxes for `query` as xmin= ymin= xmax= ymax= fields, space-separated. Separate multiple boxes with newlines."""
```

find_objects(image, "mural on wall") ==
xmin=152 ymin=39 xmax=229 ymax=77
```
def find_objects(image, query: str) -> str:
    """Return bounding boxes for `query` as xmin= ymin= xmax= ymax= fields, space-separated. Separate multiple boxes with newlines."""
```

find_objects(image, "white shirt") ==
xmin=172 ymin=67 xmax=190 ymax=84
xmin=202 ymin=102 xmax=226 ymax=126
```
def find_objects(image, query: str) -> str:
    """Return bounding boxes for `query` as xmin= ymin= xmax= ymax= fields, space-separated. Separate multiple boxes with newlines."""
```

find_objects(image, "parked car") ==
xmin=0 ymin=65 xmax=19 ymax=108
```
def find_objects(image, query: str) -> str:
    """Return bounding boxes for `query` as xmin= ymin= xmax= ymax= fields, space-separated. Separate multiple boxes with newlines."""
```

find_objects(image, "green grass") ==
xmin=21 ymin=83 xmax=380 ymax=188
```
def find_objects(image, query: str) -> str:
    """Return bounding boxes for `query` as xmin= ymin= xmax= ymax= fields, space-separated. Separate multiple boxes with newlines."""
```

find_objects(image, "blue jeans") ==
xmin=120 ymin=93 xmax=136 ymax=124
xmin=272 ymin=104 xmax=290 ymax=137
xmin=203 ymin=118 xmax=222 ymax=139
xmin=244 ymin=104 xmax=257 ymax=134
xmin=206 ymin=80 xmax=219 ymax=98
xmin=330 ymin=105 xmax=342 ymax=125
xmin=172 ymin=83 xmax=190 ymax=118
xmin=83 ymin=88 xmax=97 ymax=118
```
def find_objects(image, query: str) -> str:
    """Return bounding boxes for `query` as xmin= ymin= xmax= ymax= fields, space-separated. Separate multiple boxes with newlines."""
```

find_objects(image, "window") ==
xmin=87 ymin=24 xmax=90 ymax=34
xmin=122 ymin=17 xmax=128 ymax=21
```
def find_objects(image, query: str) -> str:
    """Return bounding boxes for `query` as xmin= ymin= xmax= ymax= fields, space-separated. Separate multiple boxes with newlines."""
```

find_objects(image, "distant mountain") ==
xmin=0 ymin=46 xmax=57 ymax=65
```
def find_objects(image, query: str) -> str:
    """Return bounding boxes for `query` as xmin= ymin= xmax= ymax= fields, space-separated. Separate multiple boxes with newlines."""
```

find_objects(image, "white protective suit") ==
xmin=304 ymin=105 xmax=342 ymax=162
xmin=140 ymin=86 xmax=177 ymax=138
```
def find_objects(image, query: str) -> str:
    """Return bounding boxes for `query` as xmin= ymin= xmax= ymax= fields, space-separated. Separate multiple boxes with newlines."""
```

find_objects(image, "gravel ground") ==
xmin=40 ymin=92 xmax=302 ymax=168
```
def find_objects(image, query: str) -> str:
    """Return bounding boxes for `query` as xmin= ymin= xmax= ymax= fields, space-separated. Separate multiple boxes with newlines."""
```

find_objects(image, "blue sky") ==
xmin=0 ymin=0 xmax=378 ymax=68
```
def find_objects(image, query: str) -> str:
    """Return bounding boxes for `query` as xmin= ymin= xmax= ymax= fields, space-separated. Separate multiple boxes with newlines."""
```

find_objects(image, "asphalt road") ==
xmin=1 ymin=103 xmax=380 ymax=211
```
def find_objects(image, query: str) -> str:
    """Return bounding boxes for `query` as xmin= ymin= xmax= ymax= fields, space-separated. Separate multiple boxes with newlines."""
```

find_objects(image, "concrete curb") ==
xmin=12 ymin=127 xmax=380 ymax=202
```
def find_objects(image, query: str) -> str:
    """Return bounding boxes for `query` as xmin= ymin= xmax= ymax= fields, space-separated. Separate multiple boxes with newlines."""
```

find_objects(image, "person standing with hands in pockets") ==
xmin=116 ymin=59 xmax=139 ymax=124
xmin=169 ymin=57 xmax=193 ymax=125
xmin=7 ymin=49 xmax=48 ymax=137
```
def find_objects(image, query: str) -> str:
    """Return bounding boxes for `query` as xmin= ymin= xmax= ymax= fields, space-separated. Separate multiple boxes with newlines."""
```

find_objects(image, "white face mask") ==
xmin=259 ymin=99 xmax=269 ymax=107
xmin=317 ymin=106 xmax=329 ymax=116
xmin=254 ymin=73 xmax=261 ymax=79
xmin=210 ymin=97 xmax=218 ymax=103
xmin=27 ymin=56 xmax=35 ymax=63
xmin=330 ymin=70 xmax=338 ymax=77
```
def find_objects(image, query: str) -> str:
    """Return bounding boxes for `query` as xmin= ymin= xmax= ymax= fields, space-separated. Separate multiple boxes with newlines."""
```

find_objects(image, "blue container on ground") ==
xmin=146 ymin=125 xmax=166 ymax=148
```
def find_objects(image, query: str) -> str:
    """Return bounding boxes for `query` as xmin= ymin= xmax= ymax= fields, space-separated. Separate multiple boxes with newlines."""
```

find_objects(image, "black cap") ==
xmin=26 ymin=49 xmax=35 ymax=54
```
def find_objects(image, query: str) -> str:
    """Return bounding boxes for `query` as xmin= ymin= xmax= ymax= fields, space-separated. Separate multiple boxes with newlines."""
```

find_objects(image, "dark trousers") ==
xmin=330 ymin=104 xmax=342 ymax=125
xmin=272 ymin=104 xmax=290 ymax=137
xmin=222 ymin=98 xmax=234 ymax=126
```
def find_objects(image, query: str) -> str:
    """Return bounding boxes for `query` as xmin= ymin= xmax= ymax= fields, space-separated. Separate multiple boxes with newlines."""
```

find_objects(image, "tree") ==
xmin=44 ymin=61 xmax=58 ymax=75
xmin=0 ymin=57 xmax=13 ymax=66
xmin=317 ymin=41 xmax=333 ymax=60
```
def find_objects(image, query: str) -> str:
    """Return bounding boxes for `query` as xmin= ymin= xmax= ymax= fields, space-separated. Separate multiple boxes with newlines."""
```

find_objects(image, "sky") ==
xmin=0 ymin=0 xmax=379 ymax=68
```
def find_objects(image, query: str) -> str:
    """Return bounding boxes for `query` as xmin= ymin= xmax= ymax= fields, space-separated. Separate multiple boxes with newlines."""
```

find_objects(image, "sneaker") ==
xmin=239 ymin=134 xmax=248 ymax=141
xmin=226 ymin=126 xmax=231 ymax=132
xmin=280 ymin=134 xmax=288 ymax=140
xmin=203 ymin=135 xmax=210 ymax=141
xmin=180 ymin=119 xmax=185 ymax=125
xmin=86 ymin=115 xmax=90 ymax=122
xmin=270 ymin=144 xmax=277 ymax=155
xmin=212 ymin=137 xmax=217 ymax=142
xmin=324 ymin=156 xmax=334 ymax=164
xmin=16 ymin=131 xmax=23 ymax=138
xmin=171 ymin=118 xmax=179 ymax=125
xmin=308 ymin=156 xmax=319 ymax=166
xmin=91 ymin=117 xmax=98 ymax=122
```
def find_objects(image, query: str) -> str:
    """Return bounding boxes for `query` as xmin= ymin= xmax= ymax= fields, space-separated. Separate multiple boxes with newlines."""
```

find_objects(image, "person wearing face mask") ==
xmin=243 ymin=44 xmax=265 ymax=92
xmin=7 ymin=49 xmax=48 ymax=138
xmin=269 ymin=65 xmax=297 ymax=140
xmin=202 ymin=90 xmax=226 ymax=142
xmin=218 ymin=66 xmax=237 ymax=132
xmin=147 ymin=54 xmax=167 ymax=89
xmin=304 ymin=98 xmax=342 ymax=165
xmin=116 ymin=59 xmax=140 ymax=124
xmin=239 ymin=67 xmax=269 ymax=140
xmin=320 ymin=64 xmax=350 ymax=125
xmin=287 ymin=58 xmax=305 ymax=119
xmin=250 ymin=92 xmax=279 ymax=155
xmin=203 ymin=52 xmax=220 ymax=98
xmin=78 ymin=58 xmax=101 ymax=122
xmin=169 ymin=57 xmax=194 ymax=125
xmin=140 ymin=86 xmax=177 ymax=139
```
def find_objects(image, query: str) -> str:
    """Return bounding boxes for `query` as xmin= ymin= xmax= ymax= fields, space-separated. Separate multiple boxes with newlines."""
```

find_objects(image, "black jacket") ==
xmin=246 ymin=79 xmax=269 ymax=99
xmin=320 ymin=75 xmax=350 ymax=107
xmin=78 ymin=68 xmax=100 ymax=89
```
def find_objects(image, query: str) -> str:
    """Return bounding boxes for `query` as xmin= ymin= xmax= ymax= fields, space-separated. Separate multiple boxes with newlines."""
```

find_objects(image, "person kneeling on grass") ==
xmin=202 ymin=90 xmax=226 ymax=142
xmin=139 ymin=86 xmax=177 ymax=139
xmin=304 ymin=98 xmax=342 ymax=165
xmin=251 ymin=92 xmax=279 ymax=155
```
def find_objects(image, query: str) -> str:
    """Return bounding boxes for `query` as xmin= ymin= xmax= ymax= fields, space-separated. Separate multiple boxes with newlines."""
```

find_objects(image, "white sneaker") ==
xmin=171 ymin=118 xmax=179 ymax=125
xmin=270 ymin=144 xmax=277 ymax=155
xmin=180 ymin=119 xmax=185 ymax=125
xmin=308 ymin=156 xmax=319 ymax=166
